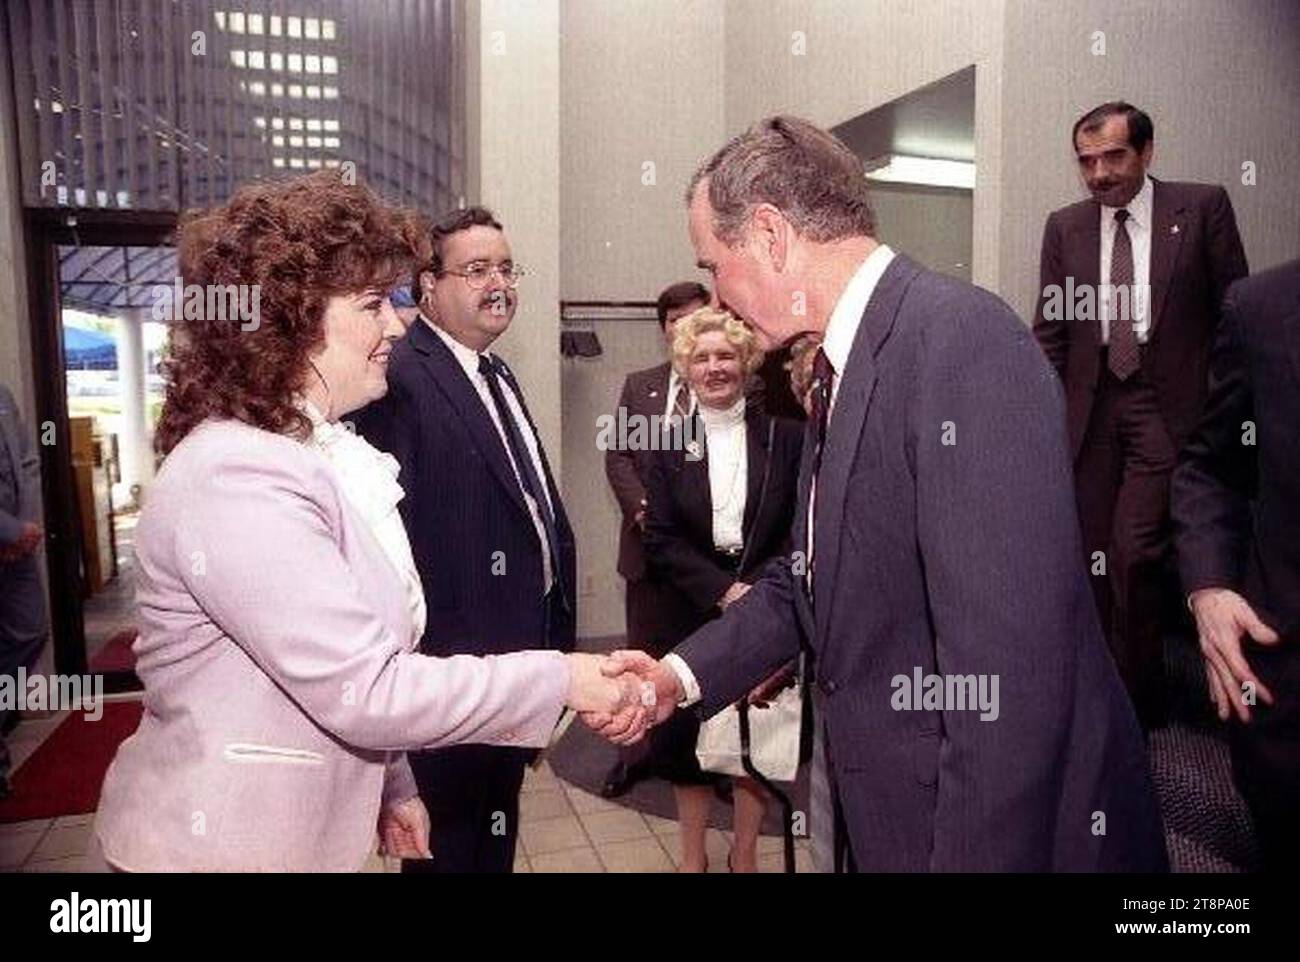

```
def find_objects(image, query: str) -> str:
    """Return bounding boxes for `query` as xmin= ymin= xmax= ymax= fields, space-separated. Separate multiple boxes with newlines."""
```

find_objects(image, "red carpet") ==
xmin=89 ymin=628 xmax=139 ymax=674
xmin=0 ymin=701 xmax=143 ymax=823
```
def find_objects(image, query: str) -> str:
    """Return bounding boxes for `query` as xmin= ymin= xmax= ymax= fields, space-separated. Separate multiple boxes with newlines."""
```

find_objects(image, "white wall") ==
xmin=560 ymin=0 xmax=725 ymax=302
xmin=723 ymin=0 xmax=1007 ymax=291
xmin=559 ymin=0 xmax=726 ymax=637
xmin=472 ymin=0 xmax=564 ymax=471
xmin=561 ymin=318 xmax=670 ymax=638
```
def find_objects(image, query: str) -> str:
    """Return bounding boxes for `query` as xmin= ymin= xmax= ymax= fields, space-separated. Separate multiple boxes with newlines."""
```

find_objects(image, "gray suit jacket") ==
xmin=0 ymin=383 xmax=41 ymax=546
xmin=675 ymin=255 xmax=1167 ymax=871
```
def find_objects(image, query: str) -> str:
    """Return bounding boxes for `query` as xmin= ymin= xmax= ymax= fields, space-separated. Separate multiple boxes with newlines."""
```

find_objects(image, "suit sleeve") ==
xmin=642 ymin=446 xmax=735 ymax=612
xmin=1171 ymin=280 xmax=1256 ymax=594
xmin=171 ymin=445 xmax=569 ymax=753
xmin=915 ymin=298 xmax=1083 ymax=871
xmin=1032 ymin=213 xmax=1069 ymax=374
xmin=672 ymin=556 xmax=803 ymax=719
xmin=605 ymin=375 xmax=647 ymax=522
xmin=0 ymin=389 xmax=41 ymax=544
xmin=1207 ymin=187 xmax=1249 ymax=314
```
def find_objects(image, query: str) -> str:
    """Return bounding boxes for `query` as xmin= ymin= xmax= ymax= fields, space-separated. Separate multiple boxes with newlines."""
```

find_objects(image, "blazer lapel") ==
xmin=640 ymin=362 xmax=673 ymax=419
xmin=791 ymin=418 xmax=817 ymax=641
xmin=1075 ymin=203 xmax=1103 ymax=349
xmin=408 ymin=321 xmax=531 ymax=522
xmin=741 ymin=407 xmax=769 ymax=537
xmin=1147 ymin=179 xmax=1187 ymax=339
xmin=1285 ymin=298 xmax=1300 ymax=396
xmin=814 ymin=254 xmax=922 ymax=653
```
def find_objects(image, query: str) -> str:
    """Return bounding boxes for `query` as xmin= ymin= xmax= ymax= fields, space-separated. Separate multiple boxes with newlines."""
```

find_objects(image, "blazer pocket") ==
xmin=223 ymin=742 xmax=327 ymax=766
xmin=912 ymin=729 xmax=941 ymax=788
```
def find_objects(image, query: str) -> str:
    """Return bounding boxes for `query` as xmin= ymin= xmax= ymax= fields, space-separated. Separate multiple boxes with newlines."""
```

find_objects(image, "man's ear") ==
xmin=1141 ymin=140 xmax=1155 ymax=170
xmin=749 ymin=203 xmax=790 ymax=272
xmin=418 ymin=269 xmax=437 ymax=306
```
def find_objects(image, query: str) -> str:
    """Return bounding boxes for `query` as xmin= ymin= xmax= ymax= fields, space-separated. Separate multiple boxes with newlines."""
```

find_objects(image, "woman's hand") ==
xmin=378 ymin=796 xmax=432 ymax=860
xmin=567 ymin=652 xmax=652 ymax=743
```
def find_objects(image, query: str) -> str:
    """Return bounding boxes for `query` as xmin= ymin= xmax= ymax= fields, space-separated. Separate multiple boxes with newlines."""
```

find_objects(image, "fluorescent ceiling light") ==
xmin=866 ymin=155 xmax=975 ymax=190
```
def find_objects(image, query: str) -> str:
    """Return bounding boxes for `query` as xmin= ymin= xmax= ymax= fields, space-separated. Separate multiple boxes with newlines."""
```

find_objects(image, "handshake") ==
xmin=565 ymin=651 xmax=683 ymax=745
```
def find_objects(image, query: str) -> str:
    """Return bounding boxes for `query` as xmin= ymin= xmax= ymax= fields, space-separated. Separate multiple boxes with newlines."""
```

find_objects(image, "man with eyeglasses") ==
xmin=355 ymin=206 xmax=576 ymax=873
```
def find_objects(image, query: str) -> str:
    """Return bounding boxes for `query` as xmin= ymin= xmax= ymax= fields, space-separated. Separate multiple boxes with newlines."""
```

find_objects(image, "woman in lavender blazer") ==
xmin=92 ymin=173 xmax=643 ymax=872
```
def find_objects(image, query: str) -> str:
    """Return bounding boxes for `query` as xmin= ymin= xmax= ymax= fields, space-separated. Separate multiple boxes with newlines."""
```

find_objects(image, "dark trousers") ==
xmin=403 ymin=588 xmax=567 ymax=873
xmin=0 ymin=557 xmax=46 ymax=777
xmin=401 ymin=744 xmax=533 ymax=874
xmin=1229 ymin=636 xmax=1300 ymax=871
xmin=1074 ymin=365 xmax=1177 ymax=725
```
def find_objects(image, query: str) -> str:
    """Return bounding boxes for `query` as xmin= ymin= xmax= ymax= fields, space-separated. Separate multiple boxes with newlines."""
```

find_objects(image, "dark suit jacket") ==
xmin=1034 ymin=179 xmax=1248 ymax=459
xmin=605 ymin=361 xmax=672 ymax=582
xmin=1173 ymin=258 xmax=1300 ymax=643
xmin=355 ymin=319 xmax=577 ymax=658
xmin=642 ymin=403 xmax=803 ymax=648
xmin=674 ymin=254 xmax=1167 ymax=871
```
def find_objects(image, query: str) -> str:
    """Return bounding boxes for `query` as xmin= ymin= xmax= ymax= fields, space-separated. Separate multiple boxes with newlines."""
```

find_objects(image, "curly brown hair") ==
xmin=155 ymin=171 xmax=427 ymax=455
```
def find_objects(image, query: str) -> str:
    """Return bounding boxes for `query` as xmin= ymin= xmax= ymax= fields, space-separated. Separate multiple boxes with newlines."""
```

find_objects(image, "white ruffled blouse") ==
xmin=300 ymin=400 xmax=427 ymax=644
xmin=698 ymin=397 xmax=748 ymax=554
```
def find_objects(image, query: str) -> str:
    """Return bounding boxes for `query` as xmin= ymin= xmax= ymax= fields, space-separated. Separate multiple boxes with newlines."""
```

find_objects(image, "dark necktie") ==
xmin=669 ymin=380 xmax=691 ymax=421
xmin=805 ymin=347 xmax=834 ymax=596
xmin=478 ymin=354 xmax=565 ymax=599
xmin=1108 ymin=208 xmax=1139 ymax=380
xmin=808 ymin=347 xmax=835 ymax=479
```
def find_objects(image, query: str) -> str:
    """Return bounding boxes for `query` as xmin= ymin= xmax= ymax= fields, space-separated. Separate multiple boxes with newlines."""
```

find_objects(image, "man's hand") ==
xmin=747 ymin=659 xmax=796 ymax=707
xmin=566 ymin=652 xmax=650 ymax=741
xmin=580 ymin=650 xmax=682 ymax=745
xmin=378 ymin=796 xmax=432 ymax=860
xmin=1189 ymin=587 xmax=1280 ymax=722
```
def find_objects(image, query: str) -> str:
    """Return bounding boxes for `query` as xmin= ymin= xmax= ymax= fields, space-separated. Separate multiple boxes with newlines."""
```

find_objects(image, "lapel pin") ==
xmin=1170 ymin=225 xmax=1180 ymax=235
xmin=649 ymin=390 xmax=659 ymax=398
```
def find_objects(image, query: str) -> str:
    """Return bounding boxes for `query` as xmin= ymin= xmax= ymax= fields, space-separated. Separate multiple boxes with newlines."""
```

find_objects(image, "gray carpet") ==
xmin=555 ymin=632 xmax=1261 ymax=870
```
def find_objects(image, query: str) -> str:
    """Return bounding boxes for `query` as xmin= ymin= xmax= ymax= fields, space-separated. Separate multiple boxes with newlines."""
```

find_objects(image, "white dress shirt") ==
xmin=699 ymin=397 xmax=748 ymax=553
xmin=427 ymin=318 xmax=555 ymax=594
xmin=1098 ymin=174 xmax=1153 ymax=343
xmin=665 ymin=244 xmax=897 ymax=707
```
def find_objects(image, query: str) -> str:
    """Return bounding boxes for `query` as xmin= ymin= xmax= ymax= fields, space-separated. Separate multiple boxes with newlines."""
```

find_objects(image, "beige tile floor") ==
xmin=1 ymin=711 xmax=812 ymax=873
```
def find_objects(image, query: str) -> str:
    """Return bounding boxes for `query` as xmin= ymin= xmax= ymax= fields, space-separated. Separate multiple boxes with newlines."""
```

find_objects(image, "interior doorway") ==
xmin=24 ymin=211 xmax=176 ymax=691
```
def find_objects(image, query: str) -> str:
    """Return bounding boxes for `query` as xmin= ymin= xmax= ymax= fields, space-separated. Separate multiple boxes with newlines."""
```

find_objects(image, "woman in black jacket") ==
xmin=642 ymin=307 xmax=803 ymax=872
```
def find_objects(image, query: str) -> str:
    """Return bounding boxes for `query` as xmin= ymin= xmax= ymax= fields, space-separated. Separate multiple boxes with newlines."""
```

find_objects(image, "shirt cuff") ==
xmin=662 ymin=653 xmax=701 ymax=708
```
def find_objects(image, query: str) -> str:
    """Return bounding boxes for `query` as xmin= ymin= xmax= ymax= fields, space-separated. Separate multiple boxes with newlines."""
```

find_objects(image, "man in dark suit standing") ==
xmin=1172 ymin=259 xmax=1300 ymax=871
xmin=591 ymin=116 xmax=1166 ymax=872
xmin=600 ymin=281 xmax=708 ymax=797
xmin=1034 ymin=102 xmax=1248 ymax=728
xmin=356 ymin=206 xmax=576 ymax=873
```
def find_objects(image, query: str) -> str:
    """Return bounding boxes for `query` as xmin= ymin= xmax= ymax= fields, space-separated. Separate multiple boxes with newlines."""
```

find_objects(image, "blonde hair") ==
xmin=671 ymin=307 xmax=765 ymax=378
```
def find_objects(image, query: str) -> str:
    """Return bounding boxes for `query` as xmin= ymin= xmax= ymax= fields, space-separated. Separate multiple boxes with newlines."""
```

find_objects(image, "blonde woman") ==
xmin=640 ymin=307 xmax=803 ymax=871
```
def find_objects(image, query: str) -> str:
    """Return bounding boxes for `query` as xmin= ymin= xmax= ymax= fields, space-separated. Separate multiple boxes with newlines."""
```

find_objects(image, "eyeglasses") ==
xmin=438 ymin=263 xmax=526 ymax=289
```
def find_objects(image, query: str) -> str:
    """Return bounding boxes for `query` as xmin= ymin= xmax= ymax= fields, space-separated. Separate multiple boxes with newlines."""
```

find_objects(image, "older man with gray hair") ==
xmin=0 ymin=380 xmax=48 ymax=799
xmin=590 ymin=115 xmax=1167 ymax=872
